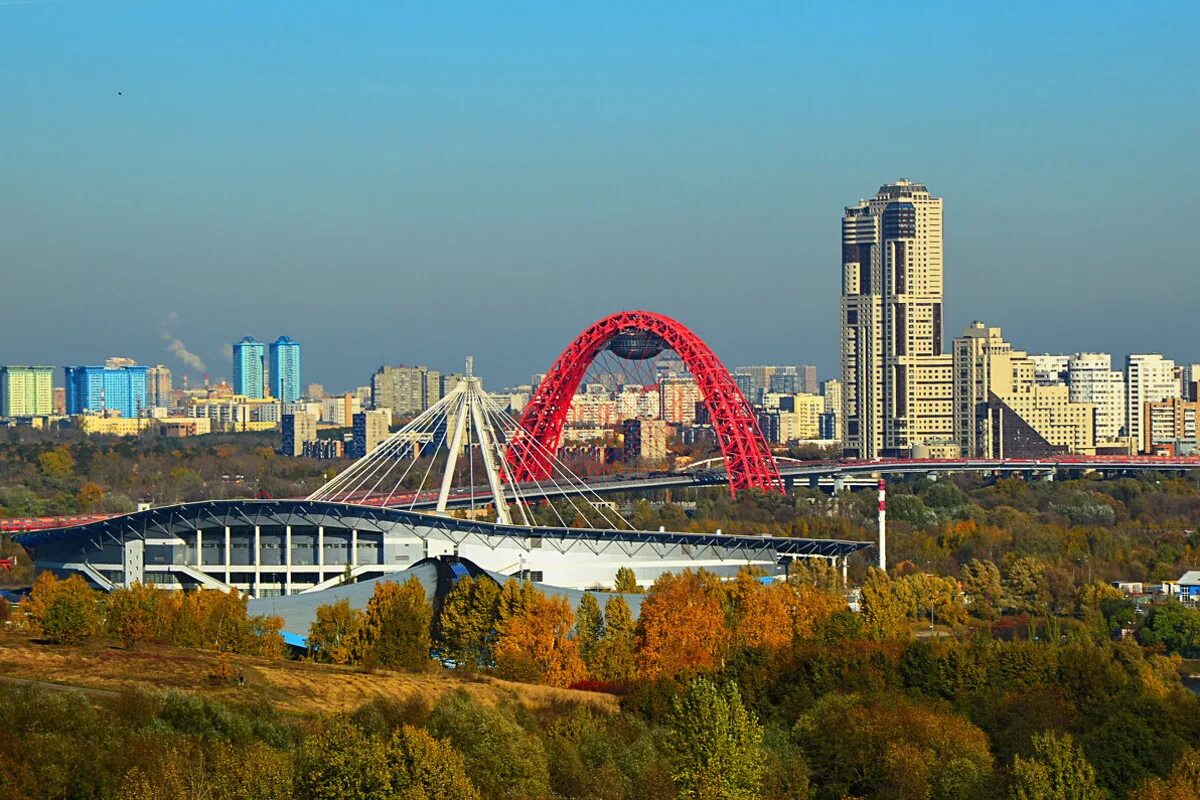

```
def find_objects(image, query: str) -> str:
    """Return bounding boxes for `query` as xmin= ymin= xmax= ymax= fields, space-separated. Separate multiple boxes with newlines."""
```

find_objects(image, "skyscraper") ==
xmin=146 ymin=365 xmax=173 ymax=409
xmin=232 ymin=337 xmax=266 ymax=399
xmin=269 ymin=336 xmax=302 ymax=403
xmin=841 ymin=180 xmax=951 ymax=458
xmin=371 ymin=365 xmax=442 ymax=415
xmin=64 ymin=364 xmax=149 ymax=418
xmin=0 ymin=366 xmax=54 ymax=417
xmin=1126 ymin=354 xmax=1180 ymax=450
xmin=1067 ymin=354 xmax=1126 ymax=443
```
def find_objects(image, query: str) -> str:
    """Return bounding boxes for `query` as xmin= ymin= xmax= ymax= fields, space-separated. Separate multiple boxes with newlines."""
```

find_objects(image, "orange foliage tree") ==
xmin=634 ymin=570 xmax=729 ymax=679
xmin=493 ymin=583 xmax=585 ymax=687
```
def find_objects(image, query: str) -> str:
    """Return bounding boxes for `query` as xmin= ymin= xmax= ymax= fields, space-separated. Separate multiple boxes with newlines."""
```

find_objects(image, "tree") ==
xmin=1003 ymin=556 xmax=1050 ymax=614
xmin=594 ymin=594 xmax=636 ymax=682
xmin=493 ymin=587 xmax=585 ymax=687
xmin=25 ymin=572 xmax=101 ymax=644
xmin=426 ymin=691 xmax=551 ymax=800
xmin=77 ymin=482 xmax=105 ymax=512
xmin=663 ymin=678 xmax=764 ymax=800
xmin=790 ymin=584 xmax=847 ymax=640
xmin=106 ymin=582 xmax=163 ymax=649
xmin=614 ymin=566 xmax=640 ymax=593
xmin=960 ymin=559 xmax=1003 ymax=620
xmin=308 ymin=598 xmax=361 ymax=665
xmin=293 ymin=716 xmax=393 ymax=800
xmin=354 ymin=577 xmax=433 ymax=670
xmin=728 ymin=572 xmax=795 ymax=651
xmin=858 ymin=568 xmax=909 ymax=640
xmin=1008 ymin=731 xmax=1104 ymax=800
xmin=1138 ymin=602 xmax=1200 ymax=657
xmin=38 ymin=448 xmax=76 ymax=481
xmin=635 ymin=570 xmax=728 ymax=679
xmin=1130 ymin=747 xmax=1200 ymax=800
xmin=437 ymin=576 xmax=501 ymax=669
xmin=574 ymin=592 xmax=603 ymax=668
xmin=389 ymin=725 xmax=481 ymax=800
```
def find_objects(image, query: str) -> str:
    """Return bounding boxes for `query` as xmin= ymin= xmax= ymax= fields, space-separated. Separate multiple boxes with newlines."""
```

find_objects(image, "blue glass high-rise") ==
xmin=270 ymin=336 xmax=302 ymax=403
xmin=232 ymin=337 xmax=266 ymax=399
xmin=64 ymin=365 xmax=149 ymax=418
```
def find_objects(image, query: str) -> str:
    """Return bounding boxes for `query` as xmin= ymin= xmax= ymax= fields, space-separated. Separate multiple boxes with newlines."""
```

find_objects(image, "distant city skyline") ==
xmin=2 ymin=3 xmax=1198 ymax=389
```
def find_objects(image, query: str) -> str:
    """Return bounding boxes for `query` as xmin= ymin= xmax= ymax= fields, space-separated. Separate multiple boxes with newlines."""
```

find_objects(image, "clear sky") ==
xmin=2 ymin=1 xmax=1197 ymax=389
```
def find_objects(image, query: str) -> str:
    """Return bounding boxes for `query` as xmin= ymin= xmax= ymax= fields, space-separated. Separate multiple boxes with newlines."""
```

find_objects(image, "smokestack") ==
xmin=877 ymin=477 xmax=887 ymax=571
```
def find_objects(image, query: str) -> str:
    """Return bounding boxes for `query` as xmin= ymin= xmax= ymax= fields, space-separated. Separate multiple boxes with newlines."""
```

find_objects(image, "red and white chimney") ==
xmin=877 ymin=478 xmax=887 ymax=571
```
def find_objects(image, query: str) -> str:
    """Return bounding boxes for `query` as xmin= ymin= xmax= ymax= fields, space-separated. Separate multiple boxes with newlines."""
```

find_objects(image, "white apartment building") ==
xmin=1029 ymin=354 xmax=1069 ymax=386
xmin=1067 ymin=353 xmax=1126 ymax=443
xmin=841 ymin=180 xmax=950 ymax=458
xmin=1126 ymin=354 xmax=1180 ymax=451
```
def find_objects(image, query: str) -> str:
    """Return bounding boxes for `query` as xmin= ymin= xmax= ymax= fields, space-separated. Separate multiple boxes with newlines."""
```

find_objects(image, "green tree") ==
xmin=614 ymin=566 xmax=640 ymax=593
xmin=437 ymin=576 xmax=501 ymax=669
xmin=1137 ymin=601 xmax=1200 ymax=657
xmin=426 ymin=691 xmax=551 ymax=800
xmin=574 ymin=592 xmax=603 ymax=668
xmin=594 ymin=594 xmax=636 ymax=681
xmin=1008 ymin=731 xmax=1104 ymax=800
xmin=38 ymin=448 xmax=76 ymax=481
xmin=663 ymin=678 xmax=765 ymax=800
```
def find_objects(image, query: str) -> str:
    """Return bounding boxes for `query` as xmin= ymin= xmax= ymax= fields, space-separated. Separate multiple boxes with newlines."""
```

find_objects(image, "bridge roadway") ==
xmin=416 ymin=455 xmax=1200 ymax=510
xmin=4 ymin=456 xmax=1200 ymax=532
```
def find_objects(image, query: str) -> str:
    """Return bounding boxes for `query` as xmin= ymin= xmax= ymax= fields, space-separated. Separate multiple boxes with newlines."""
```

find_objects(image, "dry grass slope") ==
xmin=0 ymin=634 xmax=618 ymax=715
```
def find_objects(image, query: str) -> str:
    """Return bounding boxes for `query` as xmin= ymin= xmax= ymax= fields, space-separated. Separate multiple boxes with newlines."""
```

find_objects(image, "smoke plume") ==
xmin=158 ymin=312 xmax=208 ymax=373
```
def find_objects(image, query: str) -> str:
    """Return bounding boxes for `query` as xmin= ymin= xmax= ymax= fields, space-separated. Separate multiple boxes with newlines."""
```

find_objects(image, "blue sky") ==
xmin=1 ymin=1 xmax=1197 ymax=389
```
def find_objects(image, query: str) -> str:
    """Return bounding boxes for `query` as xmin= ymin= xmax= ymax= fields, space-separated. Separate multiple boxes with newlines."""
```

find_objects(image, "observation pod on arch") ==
xmin=505 ymin=309 xmax=785 ymax=498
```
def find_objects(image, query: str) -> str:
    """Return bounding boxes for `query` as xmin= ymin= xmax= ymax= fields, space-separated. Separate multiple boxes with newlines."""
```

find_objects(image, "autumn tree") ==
xmin=25 ymin=572 xmax=101 ymax=644
xmin=388 ymin=725 xmax=481 ymax=800
xmin=493 ymin=586 xmax=585 ymax=687
xmin=594 ymin=594 xmax=636 ymax=682
xmin=1007 ymin=731 xmax=1103 ymax=800
xmin=293 ymin=716 xmax=393 ymax=799
xmin=1003 ymin=556 xmax=1050 ymax=614
xmin=790 ymin=584 xmax=848 ymax=640
xmin=960 ymin=559 xmax=1003 ymax=620
xmin=353 ymin=577 xmax=433 ymax=670
xmin=437 ymin=575 xmax=501 ymax=669
xmin=308 ymin=598 xmax=361 ymax=665
xmin=858 ymin=568 xmax=909 ymax=640
xmin=1130 ymin=747 xmax=1200 ymax=800
xmin=635 ymin=570 xmax=728 ymax=679
xmin=727 ymin=572 xmax=796 ymax=651
xmin=663 ymin=678 xmax=765 ymax=800
xmin=574 ymin=592 xmax=603 ymax=669
xmin=106 ymin=582 xmax=165 ymax=649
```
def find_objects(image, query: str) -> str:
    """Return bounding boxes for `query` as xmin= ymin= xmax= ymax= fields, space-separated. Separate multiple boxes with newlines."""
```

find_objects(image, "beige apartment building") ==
xmin=841 ymin=180 xmax=952 ymax=457
xmin=953 ymin=322 xmax=1095 ymax=457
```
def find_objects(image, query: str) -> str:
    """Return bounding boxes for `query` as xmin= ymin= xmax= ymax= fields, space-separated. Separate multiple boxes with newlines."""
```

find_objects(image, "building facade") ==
xmin=622 ymin=419 xmax=668 ymax=466
xmin=1142 ymin=398 xmax=1199 ymax=455
xmin=0 ymin=366 xmax=54 ymax=417
xmin=371 ymin=365 xmax=442 ymax=416
xmin=820 ymin=379 xmax=842 ymax=442
xmin=269 ymin=336 xmax=302 ymax=403
xmin=281 ymin=412 xmax=318 ymax=457
xmin=145 ymin=365 xmax=173 ymax=409
xmin=953 ymin=323 xmax=1095 ymax=457
xmin=232 ymin=337 xmax=266 ymax=399
xmin=1126 ymin=354 xmax=1180 ymax=451
xmin=660 ymin=377 xmax=701 ymax=425
xmin=351 ymin=409 xmax=392 ymax=457
xmin=1066 ymin=353 xmax=1126 ymax=444
xmin=841 ymin=180 xmax=949 ymax=458
xmin=64 ymin=365 xmax=149 ymax=419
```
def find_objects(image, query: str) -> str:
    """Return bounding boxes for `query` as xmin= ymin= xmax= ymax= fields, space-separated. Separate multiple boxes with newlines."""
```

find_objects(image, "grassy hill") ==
xmin=0 ymin=632 xmax=618 ymax=716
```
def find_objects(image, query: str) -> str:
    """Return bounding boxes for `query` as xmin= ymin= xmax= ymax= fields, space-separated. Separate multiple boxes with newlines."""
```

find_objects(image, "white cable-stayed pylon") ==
xmin=307 ymin=358 xmax=632 ymax=531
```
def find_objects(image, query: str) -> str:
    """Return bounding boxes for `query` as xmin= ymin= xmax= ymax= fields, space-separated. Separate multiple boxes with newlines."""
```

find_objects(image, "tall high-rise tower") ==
xmin=269 ymin=336 xmax=302 ymax=403
xmin=232 ymin=337 xmax=266 ymax=399
xmin=841 ymin=180 xmax=951 ymax=458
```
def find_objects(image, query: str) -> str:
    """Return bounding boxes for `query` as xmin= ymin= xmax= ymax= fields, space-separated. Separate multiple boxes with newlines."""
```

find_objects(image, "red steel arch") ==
xmin=507 ymin=310 xmax=784 ymax=497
